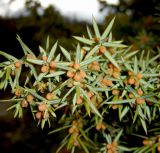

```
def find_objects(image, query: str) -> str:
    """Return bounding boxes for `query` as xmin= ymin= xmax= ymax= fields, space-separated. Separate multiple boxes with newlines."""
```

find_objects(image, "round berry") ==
xmin=137 ymin=89 xmax=143 ymax=96
xmin=73 ymin=73 xmax=82 ymax=81
xmin=46 ymin=93 xmax=53 ymax=100
xmin=49 ymin=61 xmax=56 ymax=69
xmin=41 ymin=65 xmax=49 ymax=73
xmin=67 ymin=70 xmax=75 ymax=78
xmin=21 ymin=99 xmax=28 ymax=108
xmin=38 ymin=103 xmax=47 ymax=112
xmin=26 ymin=94 xmax=34 ymax=103
xmin=127 ymin=78 xmax=135 ymax=85
xmin=99 ymin=46 xmax=106 ymax=54
xmin=136 ymin=73 xmax=143 ymax=79
xmin=14 ymin=61 xmax=22 ymax=68
xmin=136 ymin=98 xmax=145 ymax=104
xmin=73 ymin=63 xmax=80 ymax=70
xmin=42 ymin=55 xmax=48 ymax=61
xmin=35 ymin=111 xmax=42 ymax=120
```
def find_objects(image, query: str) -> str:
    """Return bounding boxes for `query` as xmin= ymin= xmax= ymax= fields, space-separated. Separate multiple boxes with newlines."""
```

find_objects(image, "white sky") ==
xmin=0 ymin=0 xmax=119 ymax=22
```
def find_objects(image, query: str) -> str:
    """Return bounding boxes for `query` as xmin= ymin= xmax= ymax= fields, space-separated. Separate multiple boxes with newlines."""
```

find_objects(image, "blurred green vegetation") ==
xmin=0 ymin=0 xmax=160 ymax=153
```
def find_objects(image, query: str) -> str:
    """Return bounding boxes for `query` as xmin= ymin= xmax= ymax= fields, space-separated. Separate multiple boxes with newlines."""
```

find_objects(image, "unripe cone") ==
xmin=42 ymin=55 xmax=48 ymax=61
xmin=41 ymin=65 xmax=49 ymax=73
xmin=99 ymin=46 xmax=106 ymax=54
xmin=73 ymin=63 xmax=80 ymax=70
xmin=134 ymin=80 xmax=139 ymax=87
xmin=26 ymin=54 xmax=35 ymax=59
xmin=106 ymin=144 xmax=112 ymax=149
xmin=112 ymin=89 xmax=120 ymax=95
xmin=67 ymin=70 xmax=75 ymax=78
xmin=112 ymin=71 xmax=120 ymax=78
xmin=112 ymin=104 xmax=118 ymax=110
xmin=38 ymin=103 xmax=47 ymax=112
xmin=157 ymin=145 xmax=160 ymax=152
xmin=15 ymin=88 xmax=23 ymax=97
xmin=68 ymin=127 xmax=74 ymax=134
xmin=14 ymin=61 xmax=22 ymax=68
xmin=129 ymin=93 xmax=135 ymax=98
xmin=35 ymin=111 xmax=42 ymax=120
xmin=96 ymin=123 xmax=102 ymax=131
xmin=128 ymin=78 xmax=135 ymax=85
xmin=46 ymin=93 xmax=53 ymax=100
xmin=143 ymin=140 xmax=153 ymax=146
xmin=136 ymin=98 xmax=145 ymax=104
xmin=93 ymin=37 xmax=100 ymax=43
xmin=137 ymin=89 xmax=143 ymax=96
xmin=79 ymin=70 xmax=86 ymax=78
xmin=26 ymin=94 xmax=34 ymax=103
xmin=128 ymin=71 xmax=134 ymax=76
xmin=76 ymin=97 xmax=83 ymax=105
xmin=21 ymin=99 xmax=28 ymax=108
xmin=73 ymin=73 xmax=82 ymax=81
xmin=136 ymin=73 xmax=143 ymax=79
xmin=112 ymin=141 xmax=117 ymax=147
xmin=102 ymin=79 xmax=113 ymax=86
xmin=107 ymin=149 xmax=112 ymax=153
xmin=49 ymin=61 xmax=56 ymax=69
xmin=93 ymin=65 xmax=100 ymax=71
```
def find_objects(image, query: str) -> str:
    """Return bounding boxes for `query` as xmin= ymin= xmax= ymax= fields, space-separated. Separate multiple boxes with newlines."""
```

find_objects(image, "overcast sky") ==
xmin=0 ymin=0 xmax=119 ymax=22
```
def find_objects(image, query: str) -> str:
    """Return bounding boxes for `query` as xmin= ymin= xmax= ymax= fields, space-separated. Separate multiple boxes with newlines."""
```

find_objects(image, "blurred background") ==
xmin=0 ymin=0 xmax=160 ymax=152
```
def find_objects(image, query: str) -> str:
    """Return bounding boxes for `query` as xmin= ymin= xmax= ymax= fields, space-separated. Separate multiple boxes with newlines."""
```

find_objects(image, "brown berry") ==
xmin=112 ymin=141 xmax=117 ymax=147
xmin=157 ymin=145 xmax=160 ymax=152
xmin=112 ymin=71 xmax=120 ymax=78
xmin=128 ymin=71 xmax=134 ymax=76
xmin=96 ymin=123 xmax=102 ymax=131
xmin=46 ymin=93 xmax=53 ymax=100
xmin=106 ymin=144 xmax=112 ymax=149
xmin=26 ymin=54 xmax=35 ymax=59
xmin=41 ymin=65 xmax=49 ymax=73
xmin=137 ymin=89 xmax=143 ymax=96
xmin=38 ymin=103 xmax=47 ymax=112
xmin=129 ymin=93 xmax=135 ymax=98
xmin=42 ymin=55 xmax=48 ymax=61
xmin=21 ymin=99 xmax=28 ymax=108
xmin=14 ymin=61 xmax=22 ymax=68
xmin=136 ymin=98 xmax=145 ymax=104
xmin=107 ymin=149 xmax=112 ymax=153
xmin=93 ymin=65 xmax=100 ymax=71
xmin=136 ymin=73 xmax=143 ymax=79
xmin=102 ymin=79 xmax=113 ymax=86
xmin=49 ymin=61 xmax=56 ymax=69
xmin=87 ymin=91 xmax=94 ymax=98
xmin=143 ymin=140 xmax=152 ymax=146
xmin=76 ymin=97 xmax=83 ymax=105
xmin=79 ymin=70 xmax=86 ymax=78
xmin=112 ymin=89 xmax=120 ymax=95
xmin=35 ymin=111 xmax=42 ymax=120
xmin=67 ymin=70 xmax=75 ymax=78
xmin=68 ymin=127 xmax=74 ymax=134
xmin=99 ymin=46 xmax=106 ymax=54
xmin=15 ymin=88 xmax=23 ymax=97
xmin=81 ymin=48 xmax=86 ymax=54
xmin=26 ymin=94 xmax=34 ymax=103
xmin=93 ymin=37 xmax=100 ymax=43
xmin=73 ymin=73 xmax=82 ymax=81
xmin=73 ymin=63 xmax=80 ymax=70
xmin=134 ymin=80 xmax=139 ymax=87
xmin=128 ymin=78 xmax=135 ymax=85
xmin=112 ymin=104 xmax=118 ymax=110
